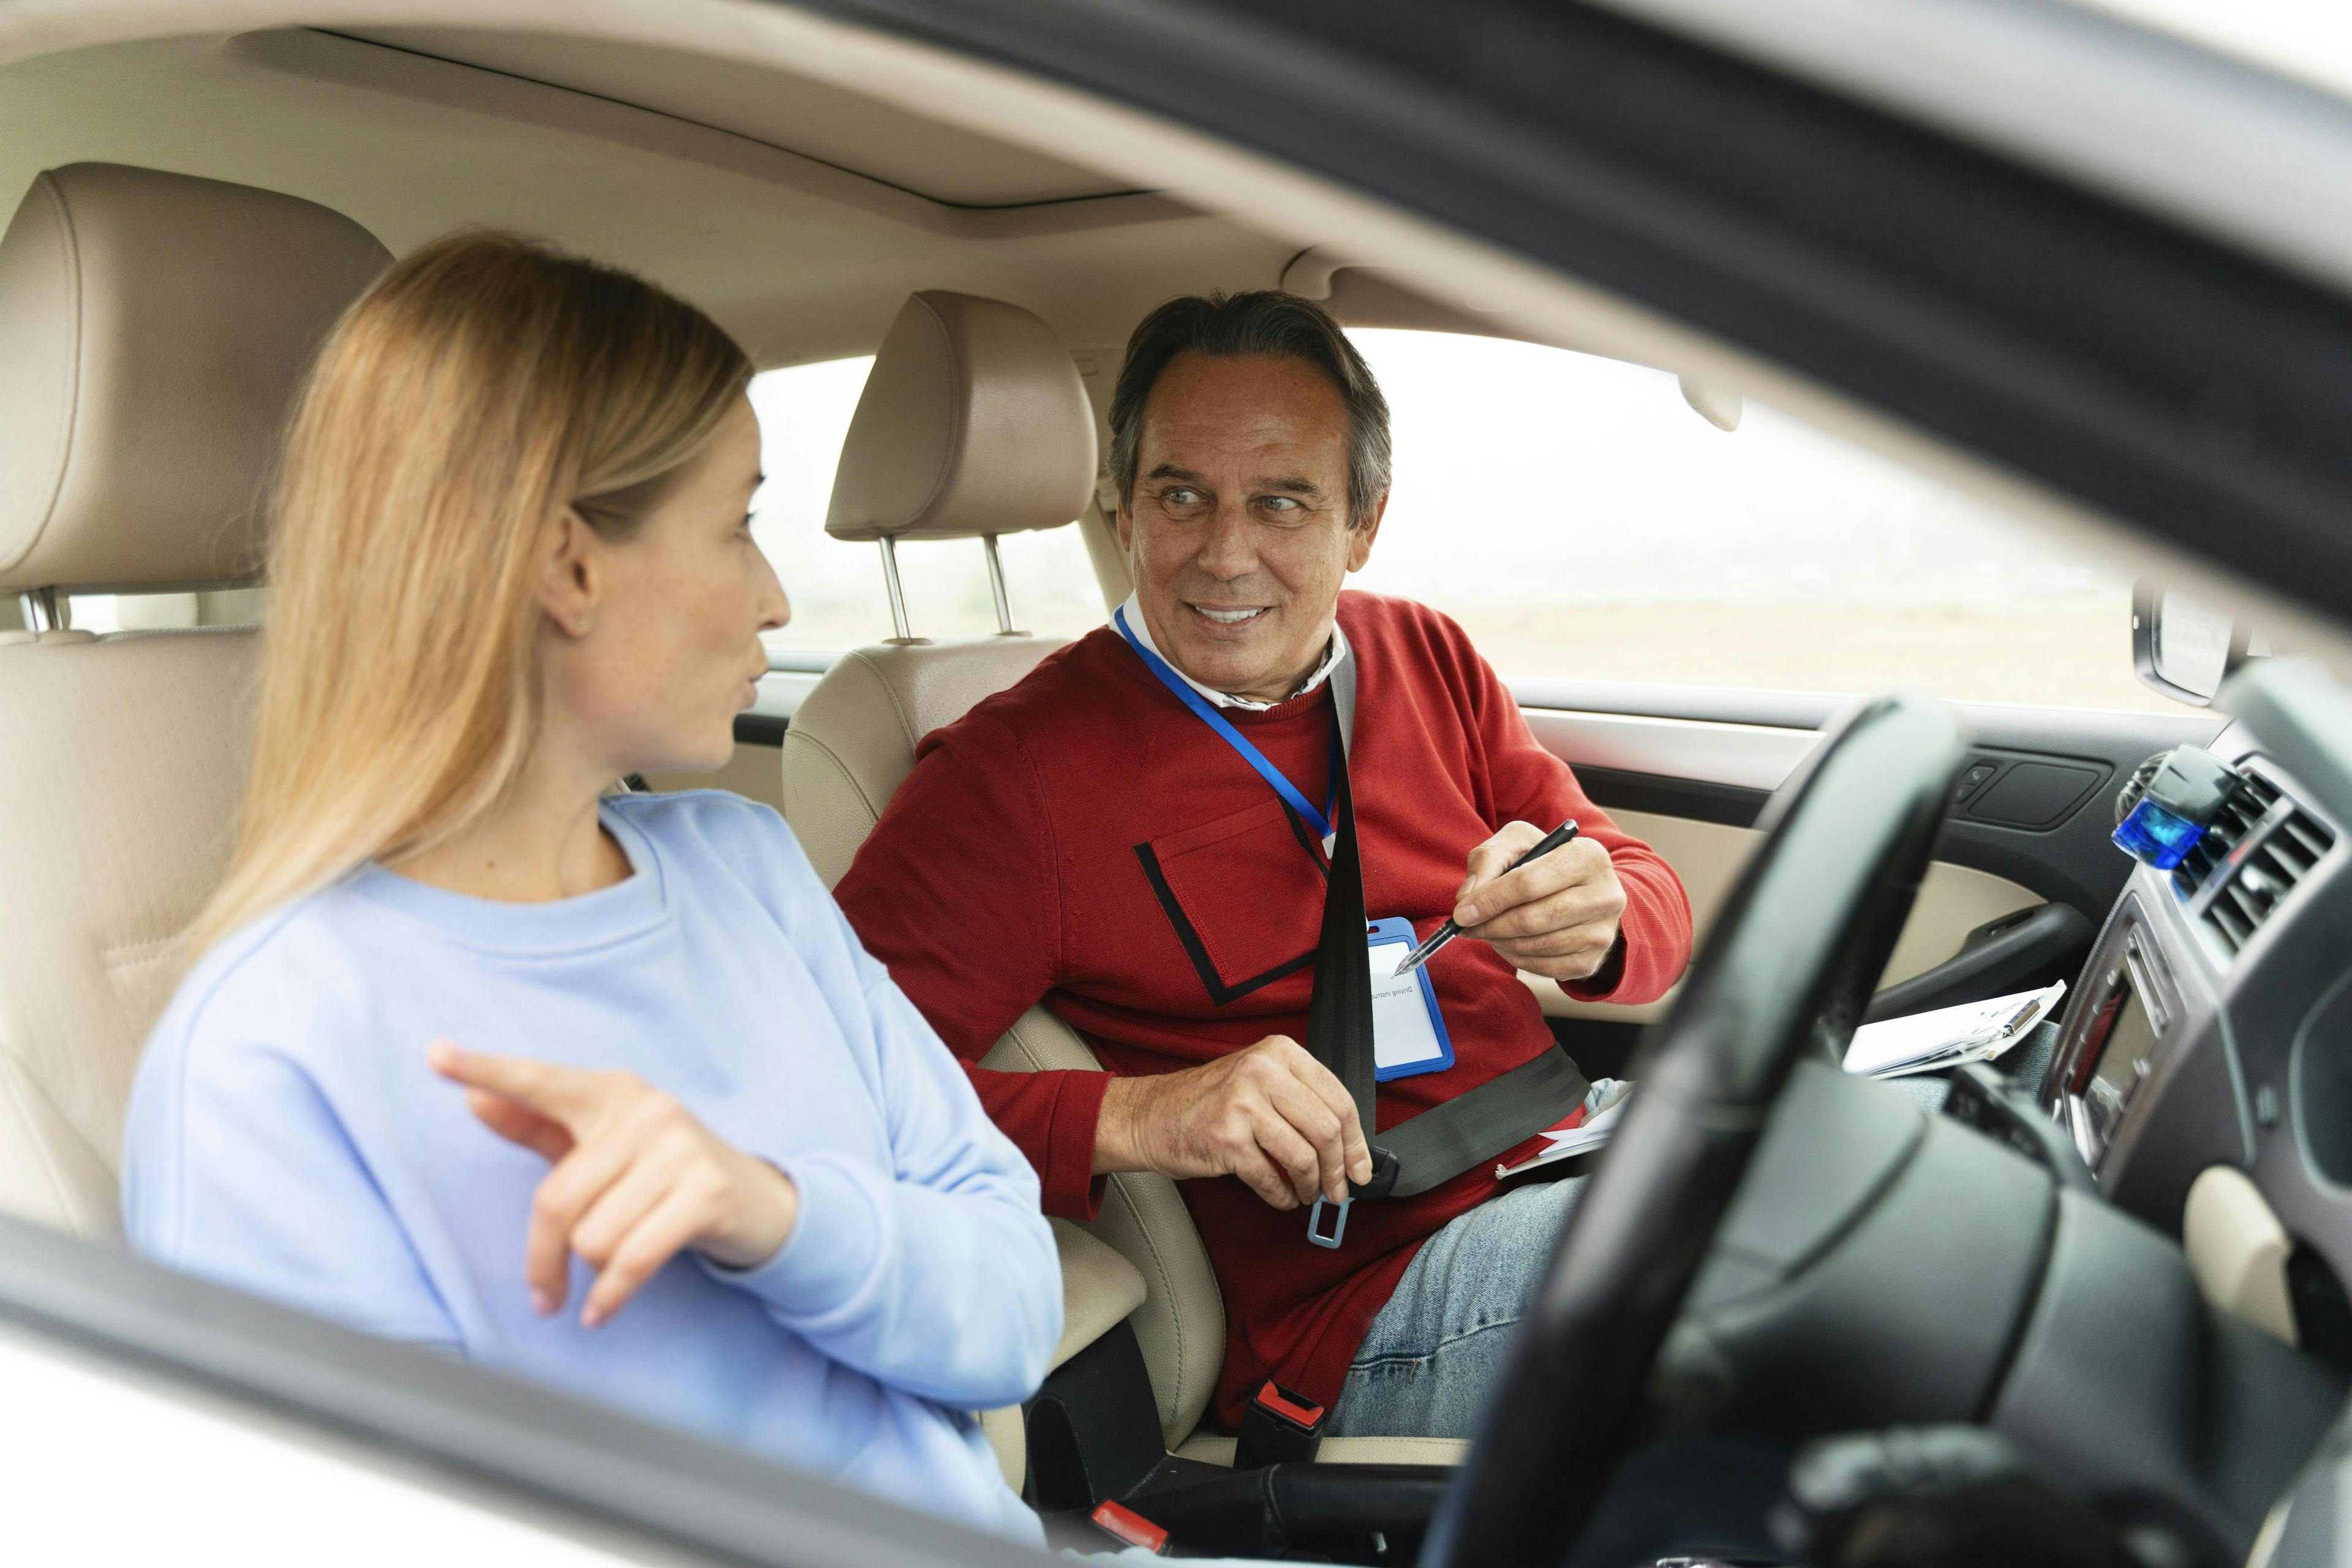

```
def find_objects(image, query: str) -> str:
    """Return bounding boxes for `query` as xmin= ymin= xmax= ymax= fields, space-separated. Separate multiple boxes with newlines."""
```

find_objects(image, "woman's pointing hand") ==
xmin=429 ymin=1039 xmax=798 ymax=1327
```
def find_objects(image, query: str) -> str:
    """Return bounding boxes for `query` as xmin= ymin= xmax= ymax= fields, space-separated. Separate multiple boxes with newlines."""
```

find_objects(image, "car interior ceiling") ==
xmin=8 ymin=13 xmax=2352 ymax=1568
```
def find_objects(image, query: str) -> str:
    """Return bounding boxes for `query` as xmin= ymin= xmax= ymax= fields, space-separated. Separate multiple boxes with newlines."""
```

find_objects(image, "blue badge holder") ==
xmin=1366 ymin=917 xmax=1456 ymax=1082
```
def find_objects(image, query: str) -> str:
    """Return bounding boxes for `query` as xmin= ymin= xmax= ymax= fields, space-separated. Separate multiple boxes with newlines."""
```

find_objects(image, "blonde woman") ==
xmin=119 ymin=235 xmax=1061 ymax=1543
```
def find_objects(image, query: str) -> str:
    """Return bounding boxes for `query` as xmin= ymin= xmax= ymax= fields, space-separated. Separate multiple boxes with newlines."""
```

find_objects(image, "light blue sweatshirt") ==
xmin=121 ymin=791 xmax=1061 ymax=1544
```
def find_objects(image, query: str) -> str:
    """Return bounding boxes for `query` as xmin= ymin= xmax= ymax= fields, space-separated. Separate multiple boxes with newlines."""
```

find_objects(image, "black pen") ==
xmin=1392 ymin=820 xmax=1581 ymax=976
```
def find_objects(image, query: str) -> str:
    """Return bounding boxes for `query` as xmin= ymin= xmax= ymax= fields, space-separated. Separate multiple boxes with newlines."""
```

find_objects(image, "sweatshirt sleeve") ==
xmin=121 ymin=1027 xmax=462 ymax=1355
xmin=1453 ymin=621 xmax=1695 ymax=1006
xmin=703 ymin=895 xmax=1064 ymax=1411
xmin=834 ymin=718 xmax=1110 ymax=1221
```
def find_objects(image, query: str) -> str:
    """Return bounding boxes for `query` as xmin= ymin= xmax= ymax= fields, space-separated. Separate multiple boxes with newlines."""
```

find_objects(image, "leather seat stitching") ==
xmin=99 ymin=930 xmax=187 ymax=973
xmin=784 ymin=728 xmax=884 ymax=826
xmin=864 ymin=657 xmax=925 ymax=758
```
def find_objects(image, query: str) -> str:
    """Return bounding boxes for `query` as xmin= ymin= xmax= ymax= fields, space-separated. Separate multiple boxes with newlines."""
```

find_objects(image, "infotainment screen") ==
xmin=2081 ymin=982 xmax=2160 ymax=1155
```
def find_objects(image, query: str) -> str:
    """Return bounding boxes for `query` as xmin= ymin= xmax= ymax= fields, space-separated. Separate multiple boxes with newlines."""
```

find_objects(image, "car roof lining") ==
xmin=0 ymin=28 xmax=1299 ymax=366
xmin=334 ymin=24 xmax=1142 ymax=211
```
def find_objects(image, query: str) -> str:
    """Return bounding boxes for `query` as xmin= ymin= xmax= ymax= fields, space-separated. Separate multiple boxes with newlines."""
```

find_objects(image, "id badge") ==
xmin=1366 ymin=917 xmax=1456 ymax=1081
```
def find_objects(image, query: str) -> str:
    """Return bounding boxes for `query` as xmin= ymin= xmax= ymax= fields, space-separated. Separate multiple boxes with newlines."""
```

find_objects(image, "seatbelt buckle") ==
xmin=1234 ymin=1380 xmax=1327 ymax=1469
xmin=1306 ymin=1146 xmax=1399 ymax=1248
xmin=1354 ymin=1146 xmax=1400 ymax=1200
xmin=1089 ymin=1499 xmax=1168 ymax=1555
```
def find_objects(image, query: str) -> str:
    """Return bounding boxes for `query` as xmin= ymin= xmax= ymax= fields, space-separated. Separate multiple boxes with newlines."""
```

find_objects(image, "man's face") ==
xmin=1118 ymin=351 xmax=1384 ymax=704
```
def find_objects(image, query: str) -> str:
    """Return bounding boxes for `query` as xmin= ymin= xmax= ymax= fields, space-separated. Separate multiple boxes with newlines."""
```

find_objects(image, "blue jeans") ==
xmin=1323 ymin=1176 xmax=1586 ymax=1438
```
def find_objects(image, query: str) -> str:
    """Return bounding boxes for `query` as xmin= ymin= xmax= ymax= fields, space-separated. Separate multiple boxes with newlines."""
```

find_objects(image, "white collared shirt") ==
xmin=1115 ymin=592 xmax=1350 ymax=711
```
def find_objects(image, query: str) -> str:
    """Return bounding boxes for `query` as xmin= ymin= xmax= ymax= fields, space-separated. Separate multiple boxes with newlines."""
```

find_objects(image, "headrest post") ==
xmin=17 ymin=589 xmax=59 ymax=634
xmin=878 ymin=537 xmax=913 ymax=641
xmin=981 ymin=535 xmax=1023 ymax=636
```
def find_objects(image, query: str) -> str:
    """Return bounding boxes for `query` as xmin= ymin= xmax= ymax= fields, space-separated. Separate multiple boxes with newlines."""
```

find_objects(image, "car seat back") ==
xmin=782 ymin=289 xmax=1230 ymax=1449
xmin=0 ymin=163 xmax=388 ymax=1236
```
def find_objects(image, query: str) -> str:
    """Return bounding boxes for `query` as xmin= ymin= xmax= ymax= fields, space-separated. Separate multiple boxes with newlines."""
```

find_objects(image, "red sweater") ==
xmin=834 ymin=594 xmax=1691 ymax=1427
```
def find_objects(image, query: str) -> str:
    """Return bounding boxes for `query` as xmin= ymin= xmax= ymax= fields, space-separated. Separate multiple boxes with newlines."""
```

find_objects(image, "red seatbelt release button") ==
xmin=1090 ymin=1499 xmax=1168 ymax=1555
xmin=1235 ymin=1379 xmax=1328 ymax=1468
xmin=1253 ymin=1381 xmax=1326 ymax=1432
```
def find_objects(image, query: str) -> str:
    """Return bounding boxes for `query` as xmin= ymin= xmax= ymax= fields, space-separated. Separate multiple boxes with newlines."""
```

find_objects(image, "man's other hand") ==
xmin=1453 ymin=821 xmax=1627 ymax=984
xmin=1095 ymin=1036 xmax=1373 ymax=1210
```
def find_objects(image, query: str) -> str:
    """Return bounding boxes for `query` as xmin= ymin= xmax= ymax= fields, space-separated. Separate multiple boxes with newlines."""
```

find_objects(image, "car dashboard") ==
xmin=2035 ymin=674 xmax=2352 ymax=1349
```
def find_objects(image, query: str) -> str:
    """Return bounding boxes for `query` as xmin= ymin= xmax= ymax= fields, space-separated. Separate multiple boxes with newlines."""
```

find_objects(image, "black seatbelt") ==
xmin=1300 ymin=656 xmax=1589 ymax=1248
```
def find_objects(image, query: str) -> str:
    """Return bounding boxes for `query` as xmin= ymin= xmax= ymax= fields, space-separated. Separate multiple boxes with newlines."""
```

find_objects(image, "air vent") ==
xmin=2171 ymin=768 xmax=2336 ymax=957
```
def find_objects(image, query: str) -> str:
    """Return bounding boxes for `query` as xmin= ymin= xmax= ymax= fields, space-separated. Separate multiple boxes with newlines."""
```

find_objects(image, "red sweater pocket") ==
xmin=1134 ymin=798 xmax=1327 ymax=1006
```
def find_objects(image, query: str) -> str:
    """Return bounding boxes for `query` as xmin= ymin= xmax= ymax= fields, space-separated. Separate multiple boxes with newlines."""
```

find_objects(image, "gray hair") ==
xmin=1107 ymin=290 xmax=1392 ymax=526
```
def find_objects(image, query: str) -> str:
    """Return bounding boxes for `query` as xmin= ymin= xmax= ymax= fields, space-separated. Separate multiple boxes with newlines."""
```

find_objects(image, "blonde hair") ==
xmin=191 ymin=233 xmax=752 ymax=957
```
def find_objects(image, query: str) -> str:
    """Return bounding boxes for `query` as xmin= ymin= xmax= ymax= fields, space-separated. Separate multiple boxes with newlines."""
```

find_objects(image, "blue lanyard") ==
xmin=1115 ymin=606 xmax=1339 ymax=843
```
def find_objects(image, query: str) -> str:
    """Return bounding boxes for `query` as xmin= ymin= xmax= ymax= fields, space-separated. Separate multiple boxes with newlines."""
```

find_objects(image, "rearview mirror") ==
xmin=2132 ymin=579 xmax=2253 ymax=706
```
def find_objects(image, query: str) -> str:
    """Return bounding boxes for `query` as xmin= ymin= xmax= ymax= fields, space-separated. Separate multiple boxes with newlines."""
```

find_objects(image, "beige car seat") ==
xmin=0 ymin=163 xmax=389 ymax=1237
xmin=782 ymin=290 xmax=1468 ymax=1472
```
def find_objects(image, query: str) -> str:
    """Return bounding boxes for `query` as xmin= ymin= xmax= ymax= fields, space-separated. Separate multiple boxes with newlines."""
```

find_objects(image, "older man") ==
xmin=834 ymin=291 xmax=1691 ymax=1439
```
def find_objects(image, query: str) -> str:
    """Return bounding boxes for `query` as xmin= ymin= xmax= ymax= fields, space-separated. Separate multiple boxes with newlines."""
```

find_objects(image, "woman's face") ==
xmin=549 ymin=398 xmax=788 ymax=777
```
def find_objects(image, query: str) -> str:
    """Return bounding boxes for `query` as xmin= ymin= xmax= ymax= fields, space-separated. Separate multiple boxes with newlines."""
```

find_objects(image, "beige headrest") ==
xmin=825 ymin=291 xmax=1096 ymax=543
xmin=0 ymin=164 xmax=391 ymax=594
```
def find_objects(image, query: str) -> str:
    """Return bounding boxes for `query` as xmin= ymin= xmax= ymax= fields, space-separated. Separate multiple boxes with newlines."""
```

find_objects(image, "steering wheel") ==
xmin=1420 ymin=692 xmax=1969 ymax=1568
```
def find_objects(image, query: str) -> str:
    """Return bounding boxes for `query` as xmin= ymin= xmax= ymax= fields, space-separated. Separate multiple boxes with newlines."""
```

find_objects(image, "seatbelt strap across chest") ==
xmin=1302 ymin=654 xmax=1588 ymax=1247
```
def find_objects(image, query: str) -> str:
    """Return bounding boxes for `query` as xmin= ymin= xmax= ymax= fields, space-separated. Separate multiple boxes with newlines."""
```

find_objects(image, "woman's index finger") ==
xmin=428 ymin=1039 xmax=592 ymax=1122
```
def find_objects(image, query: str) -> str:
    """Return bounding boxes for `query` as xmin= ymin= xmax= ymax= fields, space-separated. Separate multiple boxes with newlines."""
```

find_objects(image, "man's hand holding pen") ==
xmin=1453 ymin=820 xmax=1628 ymax=984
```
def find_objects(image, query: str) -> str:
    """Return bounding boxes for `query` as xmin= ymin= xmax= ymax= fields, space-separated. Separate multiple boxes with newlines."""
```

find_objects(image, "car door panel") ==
xmin=1518 ymin=685 xmax=2226 ymax=1038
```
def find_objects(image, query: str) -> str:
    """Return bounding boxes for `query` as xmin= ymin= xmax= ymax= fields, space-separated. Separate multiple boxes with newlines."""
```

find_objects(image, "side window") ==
xmin=1344 ymin=330 xmax=2171 ymax=711
xmin=749 ymin=358 xmax=1107 ymax=650
xmin=63 ymin=589 xmax=265 ymax=631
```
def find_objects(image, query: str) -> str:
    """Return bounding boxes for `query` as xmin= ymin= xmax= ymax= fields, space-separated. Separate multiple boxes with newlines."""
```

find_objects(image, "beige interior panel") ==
xmin=2184 ymin=1165 xmax=2297 ymax=1346
xmin=1174 ymin=1433 xmax=1469 ymax=1468
xmin=344 ymin=26 xmax=1130 ymax=208
xmin=1875 ymin=859 xmax=2046 ymax=992
xmin=1532 ymin=807 xmax=2043 ymax=1025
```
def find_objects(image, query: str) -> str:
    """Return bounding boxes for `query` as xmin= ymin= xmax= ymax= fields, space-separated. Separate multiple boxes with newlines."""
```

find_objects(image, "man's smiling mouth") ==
xmin=1189 ymin=604 xmax=1268 ymax=625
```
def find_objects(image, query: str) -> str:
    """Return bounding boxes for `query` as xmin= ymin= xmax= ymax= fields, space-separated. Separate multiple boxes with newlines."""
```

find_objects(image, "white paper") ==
xmin=1369 ymin=946 xmax=1447 ymax=1072
xmin=1842 ymin=981 xmax=2066 ymax=1079
xmin=1539 ymin=1084 xmax=1630 ymax=1156
xmin=1497 ymin=1079 xmax=1631 ymax=1178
